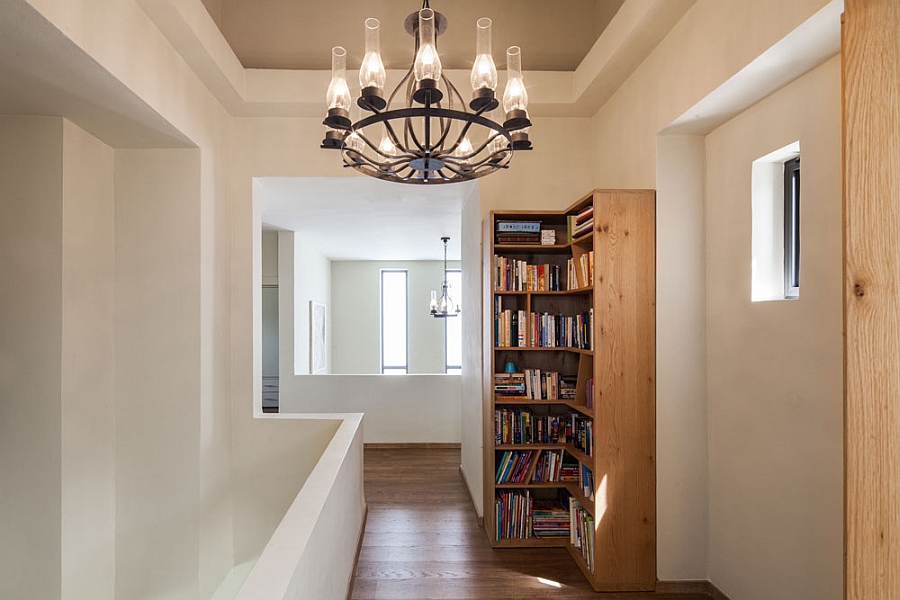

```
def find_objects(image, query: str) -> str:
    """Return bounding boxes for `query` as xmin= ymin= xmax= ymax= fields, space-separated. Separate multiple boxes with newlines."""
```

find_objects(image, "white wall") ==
xmin=274 ymin=235 xmax=462 ymax=444
xmin=704 ymin=56 xmax=842 ymax=600
xmin=262 ymin=231 xmax=279 ymax=379
xmin=60 ymin=120 xmax=116 ymax=600
xmin=231 ymin=416 xmax=339 ymax=564
xmin=331 ymin=260 xmax=460 ymax=374
xmin=278 ymin=231 xmax=331 ymax=376
xmin=585 ymin=0 xmax=839 ymax=586
xmin=236 ymin=415 xmax=365 ymax=600
xmin=656 ymin=134 xmax=709 ymax=578
xmin=0 ymin=115 xmax=65 ymax=600
xmin=262 ymin=230 xmax=278 ymax=284
xmin=459 ymin=184 xmax=484 ymax=515
xmin=0 ymin=116 xmax=118 ymax=600
xmin=114 ymin=148 xmax=204 ymax=600
xmin=7 ymin=0 xmax=847 ymax=597
xmin=279 ymin=376 xmax=461 ymax=444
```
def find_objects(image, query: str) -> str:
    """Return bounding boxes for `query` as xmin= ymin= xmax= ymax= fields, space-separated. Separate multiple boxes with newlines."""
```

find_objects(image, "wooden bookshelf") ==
xmin=483 ymin=189 xmax=657 ymax=592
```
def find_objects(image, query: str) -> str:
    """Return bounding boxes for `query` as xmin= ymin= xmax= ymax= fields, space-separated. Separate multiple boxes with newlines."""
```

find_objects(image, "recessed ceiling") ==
xmin=200 ymin=0 xmax=625 ymax=72
xmin=257 ymin=177 xmax=468 ymax=261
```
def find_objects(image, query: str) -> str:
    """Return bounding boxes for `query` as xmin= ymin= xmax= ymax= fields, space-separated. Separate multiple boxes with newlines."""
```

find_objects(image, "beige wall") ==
xmin=0 ymin=115 xmax=65 ymax=600
xmin=704 ymin=56 xmax=842 ymax=600
xmin=584 ymin=0 xmax=838 ymax=586
xmin=3 ymin=0 xmax=848 ymax=597
xmin=330 ymin=260 xmax=460 ymax=375
xmin=114 ymin=148 xmax=204 ymax=599
xmin=60 ymin=120 xmax=116 ymax=600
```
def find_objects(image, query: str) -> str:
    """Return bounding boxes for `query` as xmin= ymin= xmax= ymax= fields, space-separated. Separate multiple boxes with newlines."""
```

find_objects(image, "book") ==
xmin=496 ymin=489 xmax=532 ymax=540
xmin=532 ymin=499 xmax=570 ymax=537
xmin=496 ymin=220 xmax=541 ymax=233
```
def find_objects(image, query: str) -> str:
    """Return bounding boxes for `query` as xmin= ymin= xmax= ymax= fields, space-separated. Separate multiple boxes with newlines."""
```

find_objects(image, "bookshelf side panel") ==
xmin=593 ymin=190 xmax=657 ymax=588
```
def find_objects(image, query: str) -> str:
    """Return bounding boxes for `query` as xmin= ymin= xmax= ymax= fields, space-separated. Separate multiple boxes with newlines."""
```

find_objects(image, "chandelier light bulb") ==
xmin=453 ymin=136 xmax=473 ymax=162
xmin=430 ymin=290 xmax=439 ymax=313
xmin=326 ymin=46 xmax=351 ymax=111
xmin=414 ymin=8 xmax=442 ymax=83
xmin=488 ymin=133 xmax=507 ymax=155
xmin=378 ymin=131 xmax=397 ymax=156
xmin=346 ymin=131 xmax=365 ymax=153
xmin=470 ymin=18 xmax=498 ymax=91
xmin=502 ymin=46 xmax=529 ymax=113
xmin=359 ymin=18 xmax=386 ymax=89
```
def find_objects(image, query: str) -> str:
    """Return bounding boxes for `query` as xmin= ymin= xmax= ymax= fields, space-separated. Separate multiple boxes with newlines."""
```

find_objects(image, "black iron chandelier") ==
xmin=320 ymin=0 xmax=533 ymax=184
xmin=430 ymin=237 xmax=460 ymax=317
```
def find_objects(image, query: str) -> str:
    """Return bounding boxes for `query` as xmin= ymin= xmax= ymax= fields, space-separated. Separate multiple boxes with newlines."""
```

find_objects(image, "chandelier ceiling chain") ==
xmin=321 ymin=0 xmax=532 ymax=184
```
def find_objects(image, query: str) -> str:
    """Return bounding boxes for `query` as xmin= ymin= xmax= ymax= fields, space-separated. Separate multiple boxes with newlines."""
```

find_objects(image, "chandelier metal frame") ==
xmin=321 ymin=1 xmax=532 ymax=185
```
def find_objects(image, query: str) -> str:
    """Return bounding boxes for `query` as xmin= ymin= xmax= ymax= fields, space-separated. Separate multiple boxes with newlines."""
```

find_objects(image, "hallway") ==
xmin=350 ymin=448 xmax=709 ymax=599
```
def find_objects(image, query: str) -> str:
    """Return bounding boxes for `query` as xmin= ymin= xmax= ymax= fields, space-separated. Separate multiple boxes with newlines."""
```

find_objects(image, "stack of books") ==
xmin=560 ymin=376 xmax=577 ymax=400
xmin=560 ymin=457 xmax=580 ymax=481
xmin=496 ymin=220 xmax=541 ymax=245
xmin=532 ymin=500 xmax=570 ymax=538
xmin=567 ymin=205 xmax=594 ymax=241
xmin=494 ymin=372 xmax=526 ymax=397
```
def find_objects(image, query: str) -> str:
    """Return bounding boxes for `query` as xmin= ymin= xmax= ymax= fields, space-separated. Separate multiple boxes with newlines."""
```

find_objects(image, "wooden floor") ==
xmin=350 ymin=448 xmax=709 ymax=600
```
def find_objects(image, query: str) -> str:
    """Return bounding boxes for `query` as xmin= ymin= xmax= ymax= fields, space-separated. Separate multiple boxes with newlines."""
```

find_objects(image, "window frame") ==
xmin=380 ymin=269 xmax=409 ymax=374
xmin=784 ymin=156 xmax=801 ymax=299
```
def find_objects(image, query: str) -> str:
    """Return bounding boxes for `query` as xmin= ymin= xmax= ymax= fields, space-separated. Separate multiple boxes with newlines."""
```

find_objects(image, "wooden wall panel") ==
xmin=843 ymin=2 xmax=900 ymax=599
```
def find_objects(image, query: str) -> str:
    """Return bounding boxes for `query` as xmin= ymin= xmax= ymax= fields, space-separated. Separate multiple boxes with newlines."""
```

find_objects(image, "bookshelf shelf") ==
xmin=495 ymin=482 xmax=571 ymax=489
xmin=493 ymin=287 xmax=594 ymax=296
xmin=493 ymin=346 xmax=593 ymax=356
xmin=484 ymin=189 xmax=656 ymax=592
xmin=564 ymin=482 xmax=595 ymax=517
xmin=566 ymin=542 xmax=595 ymax=581
xmin=565 ymin=444 xmax=592 ymax=467
xmin=492 ymin=537 xmax=568 ymax=548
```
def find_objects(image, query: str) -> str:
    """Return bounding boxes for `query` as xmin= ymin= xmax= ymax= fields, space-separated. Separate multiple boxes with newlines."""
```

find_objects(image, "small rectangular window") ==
xmin=444 ymin=269 xmax=462 ymax=373
xmin=784 ymin=157 xmax=800 ymax=298
xmin=381 ymin=270 xmax=408 ymax=374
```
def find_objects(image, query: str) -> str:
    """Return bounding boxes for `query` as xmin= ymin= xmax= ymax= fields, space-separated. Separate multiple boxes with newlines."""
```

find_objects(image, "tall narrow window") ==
xmin=784 ymin=157 xmax=800 ymax=298
xmin=381 ymin=269 xmax=408 ymax=374
xmin=445 ymin=269 xmax=462 ymax=374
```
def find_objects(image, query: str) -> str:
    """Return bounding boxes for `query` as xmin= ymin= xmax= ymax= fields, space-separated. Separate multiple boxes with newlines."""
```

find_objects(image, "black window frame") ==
xmin=784 ymin=156 xmax=800 ymax=299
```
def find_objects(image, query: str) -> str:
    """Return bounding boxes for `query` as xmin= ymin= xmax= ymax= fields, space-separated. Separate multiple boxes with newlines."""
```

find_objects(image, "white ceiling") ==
xmin=258 ymin=177 xmax=470 ymax=261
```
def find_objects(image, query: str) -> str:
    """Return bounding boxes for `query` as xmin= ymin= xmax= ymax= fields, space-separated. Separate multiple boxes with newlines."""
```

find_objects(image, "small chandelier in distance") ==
xmin=321 ymin=1 xmax=533 ymax=185
xmin=430 ymin=237 xmax=460 ymax=318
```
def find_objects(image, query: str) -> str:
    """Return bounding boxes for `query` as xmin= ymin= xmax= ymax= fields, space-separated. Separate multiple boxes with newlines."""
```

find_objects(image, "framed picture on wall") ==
xmin=310 ymin=300 xmax=326 ymax=374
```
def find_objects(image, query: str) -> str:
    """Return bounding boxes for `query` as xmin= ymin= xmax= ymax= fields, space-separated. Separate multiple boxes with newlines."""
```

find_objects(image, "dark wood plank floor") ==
xmin=350 ymin=448 xmax=709 ymax=600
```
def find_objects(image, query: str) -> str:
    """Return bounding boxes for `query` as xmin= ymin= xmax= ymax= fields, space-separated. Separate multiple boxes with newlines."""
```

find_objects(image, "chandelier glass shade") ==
xmin=430 ymin=237 xmax=460 ymax=318
xmin=321 ymin=1 xmax=533 ymax=185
